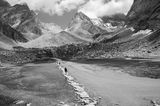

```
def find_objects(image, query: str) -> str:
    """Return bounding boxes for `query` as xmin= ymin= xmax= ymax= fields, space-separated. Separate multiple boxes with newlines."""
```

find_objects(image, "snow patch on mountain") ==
xmin=12 ymin=20 xmax=21 ymax=28
xmin=132 ymin=29 xmax=152 ymax=37
xmin=91 ymin=18 xmax=120 ymax=32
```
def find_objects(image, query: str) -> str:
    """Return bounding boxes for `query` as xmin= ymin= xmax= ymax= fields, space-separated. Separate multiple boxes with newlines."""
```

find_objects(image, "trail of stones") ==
xmin=58 ymin=62 xmax=99 ymax=106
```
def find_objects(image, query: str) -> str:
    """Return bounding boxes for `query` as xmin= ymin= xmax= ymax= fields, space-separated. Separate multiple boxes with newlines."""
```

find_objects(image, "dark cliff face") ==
xmin=0 ymin=0 xmax=28 ymax=44
xmin=0 ymin=20 xmax=28 ymax=43
xmin=0 ymin=2 xmax=42 ymax=40
xmin=127 ymin=0 xmax=160 ymax=31
xmin=0 ymin=21 xmax=27 ymax=42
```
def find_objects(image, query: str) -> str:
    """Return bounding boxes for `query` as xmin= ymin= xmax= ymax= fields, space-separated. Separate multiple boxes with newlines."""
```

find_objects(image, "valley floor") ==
xmin=62 ymin=59 xmax=160 ymax=106
xmin=0 ymin=62 xmax=79 ymax=106
xmin=1 ymin=58 xmax=160 ymax=106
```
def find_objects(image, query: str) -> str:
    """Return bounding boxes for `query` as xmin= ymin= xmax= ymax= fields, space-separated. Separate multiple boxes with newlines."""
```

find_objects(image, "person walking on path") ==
xmin=64 ymin=67 xmax=68 ymax=75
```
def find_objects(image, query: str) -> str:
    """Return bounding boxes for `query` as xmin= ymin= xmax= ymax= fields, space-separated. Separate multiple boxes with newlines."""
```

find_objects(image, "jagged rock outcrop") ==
xmin=127 ymin=0 xmax=160 ymax=31
xmin=0 ymin=21 xmax=27 ymax=42
xmin=91 ymin=18 xmax=118 ymax=33
xmin=0 ymin=1 xmax=29 ymax=49
xmin=66 ymin=12 xmax=105 ymax=41
xmin=0 ymin=20 xmax=28 ymax=49
xmin=0 ymin=1 xmax=42 ymax=40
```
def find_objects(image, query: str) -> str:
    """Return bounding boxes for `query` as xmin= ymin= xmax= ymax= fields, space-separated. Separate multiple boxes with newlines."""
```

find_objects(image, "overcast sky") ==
xmin=7 ymin=0 xmax=133 ymax=28
xmin=37 ymin=10 xmax=77 ymax=28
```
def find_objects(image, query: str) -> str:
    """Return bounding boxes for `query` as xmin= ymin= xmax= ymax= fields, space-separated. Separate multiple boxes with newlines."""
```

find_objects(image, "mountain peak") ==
xmin=13 ymin=3 xmax=30 ymax=10
xmin=66 ymin=12 xmax=93 ymax=31
xmin=74 ymin=12 xmax=91 ymax=22
xmin=75 ymin=12 xmax=86 ymax=16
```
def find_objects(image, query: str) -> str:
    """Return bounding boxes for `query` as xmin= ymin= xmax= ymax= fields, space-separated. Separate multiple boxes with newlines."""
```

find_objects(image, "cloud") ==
xmin=6 ymin=0 xmax=133 ymax=18
xmin=6 ymin=0 xmax=87 ymax=15
xmin=78 ymin=0 xmax=134 ymax=18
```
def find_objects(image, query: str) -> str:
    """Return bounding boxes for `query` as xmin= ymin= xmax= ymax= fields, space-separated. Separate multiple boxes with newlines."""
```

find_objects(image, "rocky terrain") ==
xmin=127 ymin=0 xmax=160 ymax=31
xmin=0 ymin=21 xmax=27 ymax=42
xmin=0 ymin=47 xmax=53 ymax=64
xmin=66 ymin=12 xmax=106 ymax=41
xmin=0 ymin=20 xmax=27 ymax=49
xmin=0 ymin=1 xmax=42 ymax=40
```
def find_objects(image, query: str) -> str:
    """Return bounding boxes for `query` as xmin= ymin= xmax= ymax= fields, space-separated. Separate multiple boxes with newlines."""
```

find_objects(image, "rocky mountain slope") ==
xmin=0 ymin=1 xmax=28 ymax=49
xmin=66 ymin=12 xmax=106 ymax=41
xmin=21 ymin=12 xmax=109 ymax=48
xmin=91 ymin=18 xmax=117 ymax=32
xmin=0 ymin=2 xmax=42 ymax=40
xmin=21 ymin=31 xmax=89 ymax=48
xmin=0 ymin=0 xmax=61 ymax=50
xmin=0 ymin=0 xmax=40 ymax=50
xmin=0 ymin=21 xmax=27 ymax=42
xmin=49 ymin=0 xmax=160 ymax=59
xmin=0 ymin=19 xmax=27 ymax=49
xmin=127 ymin=0 xmax=160 ymax=31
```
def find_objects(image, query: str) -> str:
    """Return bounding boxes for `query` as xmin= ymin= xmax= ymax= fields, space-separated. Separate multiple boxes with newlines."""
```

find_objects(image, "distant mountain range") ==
xmin=1 ymin=0 xmax=160 ymax=60
xmin=51 ymin=0 xmax=160 ymax=59
xmin=21 ymin=11 xmax=126 ymax=48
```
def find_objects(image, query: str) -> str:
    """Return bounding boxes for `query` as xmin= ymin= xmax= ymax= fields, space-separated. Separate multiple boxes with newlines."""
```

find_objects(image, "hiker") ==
xmin=64 ymin=67 xmax=68 ymax=74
